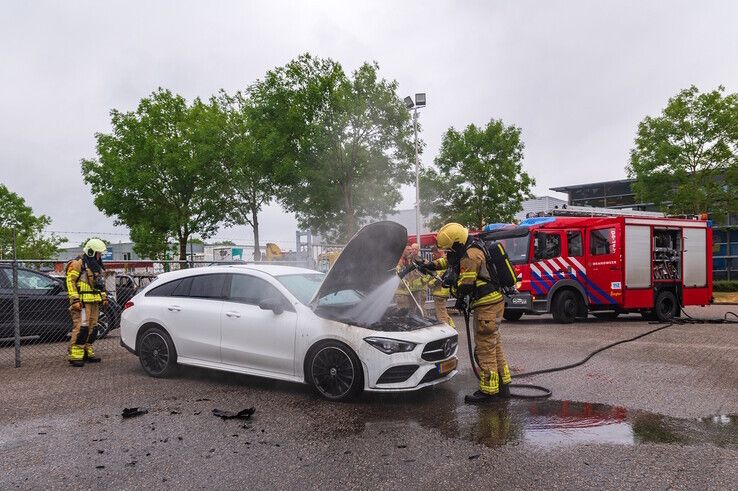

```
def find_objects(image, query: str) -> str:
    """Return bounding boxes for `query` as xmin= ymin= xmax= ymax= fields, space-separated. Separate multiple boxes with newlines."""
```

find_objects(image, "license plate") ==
xmin=438 ymin=357 xmax=458 ymax=375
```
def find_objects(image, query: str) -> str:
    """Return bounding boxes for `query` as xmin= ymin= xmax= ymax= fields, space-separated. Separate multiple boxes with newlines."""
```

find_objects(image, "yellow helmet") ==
xmin=83 ymin=238 xmax=107 ymax=257
xmin=436 ymin=223 xmax=468 ymax=250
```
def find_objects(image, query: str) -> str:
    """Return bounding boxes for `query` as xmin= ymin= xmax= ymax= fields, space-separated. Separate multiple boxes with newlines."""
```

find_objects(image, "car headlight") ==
xmin=364 ymin=337 xmax=417 ymax=355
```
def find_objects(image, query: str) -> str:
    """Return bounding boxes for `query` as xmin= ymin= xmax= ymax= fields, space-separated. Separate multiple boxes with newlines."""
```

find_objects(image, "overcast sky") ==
xmin=2 ymin=1 xmax=737 ymax=249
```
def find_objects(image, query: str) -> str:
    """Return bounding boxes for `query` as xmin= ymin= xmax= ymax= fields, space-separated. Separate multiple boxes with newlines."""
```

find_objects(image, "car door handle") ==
xmin=167 ymin=305 xmax=182 ymax=312
xmin=225 ymin=311 xmax=241 ymax=318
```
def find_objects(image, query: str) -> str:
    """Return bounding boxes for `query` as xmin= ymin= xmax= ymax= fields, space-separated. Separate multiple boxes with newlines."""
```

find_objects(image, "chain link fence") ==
xmin=0 ymin=241 xmax=453 ymax=369
xmin=0 ymin=246 xmax=350 ymax=369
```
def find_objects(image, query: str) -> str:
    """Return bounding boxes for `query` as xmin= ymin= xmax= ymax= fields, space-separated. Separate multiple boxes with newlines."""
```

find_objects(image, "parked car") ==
xmin=120 ymin=221 xmax=458 ymax=401
xmin=0 ymin=265 xmax=121 ymax=342
xmin=115 ymin=273 xmax=158 ymax=307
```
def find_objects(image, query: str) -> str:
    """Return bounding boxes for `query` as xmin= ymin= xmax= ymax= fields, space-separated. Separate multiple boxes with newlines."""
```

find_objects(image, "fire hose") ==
xmin=399 ymin=260 xmax=738 ymax=401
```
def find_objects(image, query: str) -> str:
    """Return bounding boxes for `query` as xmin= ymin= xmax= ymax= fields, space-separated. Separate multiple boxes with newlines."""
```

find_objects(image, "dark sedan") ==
xmin=0 ymin=266 xmax=121 ymax=343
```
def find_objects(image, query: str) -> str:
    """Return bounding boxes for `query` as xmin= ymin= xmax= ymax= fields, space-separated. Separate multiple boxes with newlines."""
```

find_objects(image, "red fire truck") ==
xmin=477 ymin=207 xmax=713 ymax=323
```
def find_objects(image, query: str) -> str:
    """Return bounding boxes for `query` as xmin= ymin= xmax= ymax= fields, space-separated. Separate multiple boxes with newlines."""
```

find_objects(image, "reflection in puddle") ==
xmin=329 ymin=393 xmax=738 ymax=449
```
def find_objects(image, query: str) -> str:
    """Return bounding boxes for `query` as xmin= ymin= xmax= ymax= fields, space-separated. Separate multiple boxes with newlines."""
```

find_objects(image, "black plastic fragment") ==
xmin=468 ymin=454 xmax=480 ymax=460
xmin=212 ymin=407 xmax=256 ymax=420
xmin=122 ymin=407 xmax=148 ymax=419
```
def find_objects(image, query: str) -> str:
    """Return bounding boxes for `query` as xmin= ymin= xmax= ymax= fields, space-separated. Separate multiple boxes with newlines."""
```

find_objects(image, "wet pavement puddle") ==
xmin=327 ymin=394 xmax=738 ymax=449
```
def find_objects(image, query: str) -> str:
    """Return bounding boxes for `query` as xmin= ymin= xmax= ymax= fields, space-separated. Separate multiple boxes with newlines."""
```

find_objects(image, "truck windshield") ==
xmin=489 ymin=234 xmax=530 ymax=264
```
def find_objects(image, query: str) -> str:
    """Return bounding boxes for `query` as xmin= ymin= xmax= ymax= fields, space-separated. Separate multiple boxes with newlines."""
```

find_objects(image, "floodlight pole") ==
xmin=413 ymin=107 xmax=421 ymax=248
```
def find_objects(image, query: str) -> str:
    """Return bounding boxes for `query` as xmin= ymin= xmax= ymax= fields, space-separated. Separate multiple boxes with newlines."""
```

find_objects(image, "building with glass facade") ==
xmin=551 ymin=179 xmax=735 ymax=281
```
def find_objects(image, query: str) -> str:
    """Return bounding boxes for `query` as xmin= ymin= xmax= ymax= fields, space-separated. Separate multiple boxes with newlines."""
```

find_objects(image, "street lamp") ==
xmin=405 ymin=93 xmax=425 ymax=247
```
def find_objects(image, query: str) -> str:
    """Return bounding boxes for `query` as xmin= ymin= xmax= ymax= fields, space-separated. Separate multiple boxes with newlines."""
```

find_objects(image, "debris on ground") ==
xmin=212 ymin=407 xmax=256 ymax=420
xmin=122 ymin=407 xmax=148 ymax=419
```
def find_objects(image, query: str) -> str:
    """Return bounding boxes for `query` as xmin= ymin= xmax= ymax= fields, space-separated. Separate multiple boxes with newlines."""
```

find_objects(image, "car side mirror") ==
xmin=258 ymin=297 xmax=284 ymax=315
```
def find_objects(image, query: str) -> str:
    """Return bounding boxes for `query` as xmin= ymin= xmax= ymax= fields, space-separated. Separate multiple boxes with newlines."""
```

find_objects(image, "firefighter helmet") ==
xmin=83 ymin=238 xmax=107 ymax=257
xmin=436 ymin=223 xmax=468 ymax=250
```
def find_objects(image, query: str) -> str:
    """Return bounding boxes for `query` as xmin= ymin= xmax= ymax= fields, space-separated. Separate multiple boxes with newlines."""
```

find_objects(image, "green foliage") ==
xmin=0 ymin=183 xmax=65 ymax=259
xmin=217 ymin=91 xmax=275 ymax=259
xmin=212 ymin=240 xmax=236 ymax=246
xmin=81 ymin=89 xmax=231 ymax=260
xmin=713 ymin=280 xmax=738 ymax=292
xmin=627 ymin=86 xmax=738 ymax=217
xmin=420 ymin=119 xmax=535 ymax=230
xmin=248 ymin=54 xmax=415 ymax=242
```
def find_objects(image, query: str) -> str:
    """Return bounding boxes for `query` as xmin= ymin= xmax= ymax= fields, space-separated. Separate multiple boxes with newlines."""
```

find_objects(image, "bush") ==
xmin=713 ymin=280 xmax=738 ymax=292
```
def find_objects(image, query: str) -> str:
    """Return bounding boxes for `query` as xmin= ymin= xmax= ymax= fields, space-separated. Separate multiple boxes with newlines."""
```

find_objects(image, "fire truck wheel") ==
xmin=552 ymin=289 xmax=583 ymax=324
xmin=654 ymin=290 xmax=679 ymax=321
xmin=503 ymin=310 xmax=524 ymax=321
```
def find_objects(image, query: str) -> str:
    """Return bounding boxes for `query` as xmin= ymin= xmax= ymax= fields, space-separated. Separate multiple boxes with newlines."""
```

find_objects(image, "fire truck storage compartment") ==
xmin=682 ymin=227 xmax=707 ymax=287
xmin=653 ymin=228 xmax=681 ymax=281
xmin=625 ymin=225 xmax=651 ymax=289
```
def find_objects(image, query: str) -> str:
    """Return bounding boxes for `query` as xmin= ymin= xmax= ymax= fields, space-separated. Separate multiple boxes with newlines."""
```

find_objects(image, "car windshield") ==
xmin=492 ymin=234 xmax=530 ymax=264
xmin=276 ymin=273 xmax=326 ymax=304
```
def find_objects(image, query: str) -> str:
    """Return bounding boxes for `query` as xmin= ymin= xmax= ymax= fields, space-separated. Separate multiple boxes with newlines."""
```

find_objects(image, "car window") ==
xmin=590 ymin=228 xmax=616 ymax=256
xmin=276 ymin=273 xmax=325 ymax=304
xmin=7 ymin=269 xmax=58 ymax=290
xmin=189 ymin=274 xmax=227 ymax=299
xmin=567 ymin=231 xmax=583 ymax=257
xmin=146 ymin=279 xmax=181 ymax=297
xmin=534 ymin=232 xmax=561 ymax=260
xmin=0 ymin=268 xmax=11 ymax=288
xmin=172 ymin=277 xmax=193 ymax=297
xmin=228 ymin=274 xmax=283 ymax=305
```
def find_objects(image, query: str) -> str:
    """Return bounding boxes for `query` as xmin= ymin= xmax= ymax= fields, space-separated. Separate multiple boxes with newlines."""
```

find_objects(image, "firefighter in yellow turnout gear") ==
xmin=424 ymin=223 xmax=512 ymax=404
xmin=428 ymin=246 xmax=455 ymax=329
xmin=66 ymin=238 xmax=108 ymax=367
xmin=395 ymin=245 xmax=426 ymax=315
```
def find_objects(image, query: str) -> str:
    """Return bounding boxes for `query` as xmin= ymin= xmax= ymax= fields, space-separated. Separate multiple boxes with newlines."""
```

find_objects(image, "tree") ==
xmin=627 ymin=85 xmax=738 ymax=217
xmin=420 ymin=119 xmax=535 ymax=230
xmin=218 ymin=91 xmax=275 ymax=260
xmin=81 ymin=89 xmax=231 ymax=261
xmin=0 ymin=183 xmax=65 ymax=259
xmin=248 ymin=54 xmax=415 ymax=242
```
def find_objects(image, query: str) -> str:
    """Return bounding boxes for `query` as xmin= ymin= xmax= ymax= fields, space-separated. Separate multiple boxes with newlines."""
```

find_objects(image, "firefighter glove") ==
xmin=70 ymin=300 xmax=82 ymax=311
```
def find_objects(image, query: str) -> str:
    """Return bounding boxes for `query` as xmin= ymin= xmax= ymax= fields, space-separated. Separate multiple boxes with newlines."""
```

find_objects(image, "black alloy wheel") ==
xmin=139 ymin=327 xmax=177 ymax=377
xmin=307 ymin=342 xmax=363 ymax=401
xmin=96 ymin=311 xmax=113 ymax=339
xmin=503 ymin=309 xmax=524 ymax=322
xmin=654 ymin=290 xmax=679 ymax=322
xmin=552 ymin=289 xmax=582 ymax=324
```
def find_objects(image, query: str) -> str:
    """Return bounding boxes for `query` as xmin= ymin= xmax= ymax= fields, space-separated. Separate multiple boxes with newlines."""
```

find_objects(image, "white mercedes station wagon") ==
xmin=120 ymin=221 xmax=458 ymax=400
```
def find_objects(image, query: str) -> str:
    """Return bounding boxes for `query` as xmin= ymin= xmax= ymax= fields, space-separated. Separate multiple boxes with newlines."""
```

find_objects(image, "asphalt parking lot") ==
xmin=2 ymin=305 xmax=737 ymax=489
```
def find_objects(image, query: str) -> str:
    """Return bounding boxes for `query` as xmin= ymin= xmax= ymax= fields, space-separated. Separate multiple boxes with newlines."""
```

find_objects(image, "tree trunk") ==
xmin=178 ymin=235 xmax=188 ymax=266
xmin=252 ymin=207 xmax=261 ymax=261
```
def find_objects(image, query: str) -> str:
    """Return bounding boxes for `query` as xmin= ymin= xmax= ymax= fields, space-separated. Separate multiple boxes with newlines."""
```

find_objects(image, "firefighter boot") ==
xmin=498 ymin=365 xmax=512 ymax=398
xmin=465 ymin=371 xmax=501 ymax=404
xmin=68 ymin=345 xmax=85 ymax=367
xmin=84 ymin=345 xmax=101 ymax=363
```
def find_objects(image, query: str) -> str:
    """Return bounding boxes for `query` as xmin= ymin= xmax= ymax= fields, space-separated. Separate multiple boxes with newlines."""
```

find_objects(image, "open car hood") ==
xmin=311 ymin=221 xmax=408 ymax=303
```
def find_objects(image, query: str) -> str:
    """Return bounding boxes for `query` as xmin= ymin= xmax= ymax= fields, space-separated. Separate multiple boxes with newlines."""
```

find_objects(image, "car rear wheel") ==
xmin=306 ymin=341 xmax=363 ymax=401
xmin=503 ymin=309 xmax=524 ymax=321
xmin=138 ymin=326 xmax=177 ymax=377
xmin=96 ymin=311 xmax=113 ymax=339
xmin=552 ymin=289 xmax=583 ymax=324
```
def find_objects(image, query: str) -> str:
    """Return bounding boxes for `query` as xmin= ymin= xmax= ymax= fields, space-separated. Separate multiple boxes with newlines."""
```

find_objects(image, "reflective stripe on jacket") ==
xmin=66 ymin=257 xmax=106 ymax=304
xmin=429 ymin=267 xmax=450 ymax=298
xmin=458 ymin=247 xmax=503 ymax=308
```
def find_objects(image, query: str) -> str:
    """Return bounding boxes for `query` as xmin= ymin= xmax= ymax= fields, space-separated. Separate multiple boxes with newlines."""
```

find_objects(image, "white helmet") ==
xmin=83 ymin=238 xmax=107 ymax=257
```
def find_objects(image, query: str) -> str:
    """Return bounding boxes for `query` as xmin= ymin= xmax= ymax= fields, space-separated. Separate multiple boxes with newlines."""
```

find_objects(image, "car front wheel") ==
xmin=306 ymin=341 xmax=363 ymax=401
xmin=138 ymin=326 xmax=177 ymax=377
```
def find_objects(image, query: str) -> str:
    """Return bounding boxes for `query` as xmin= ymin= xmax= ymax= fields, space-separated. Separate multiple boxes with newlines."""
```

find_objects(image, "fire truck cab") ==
xmin=479 ymin=208 xmax=713 ymax=323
